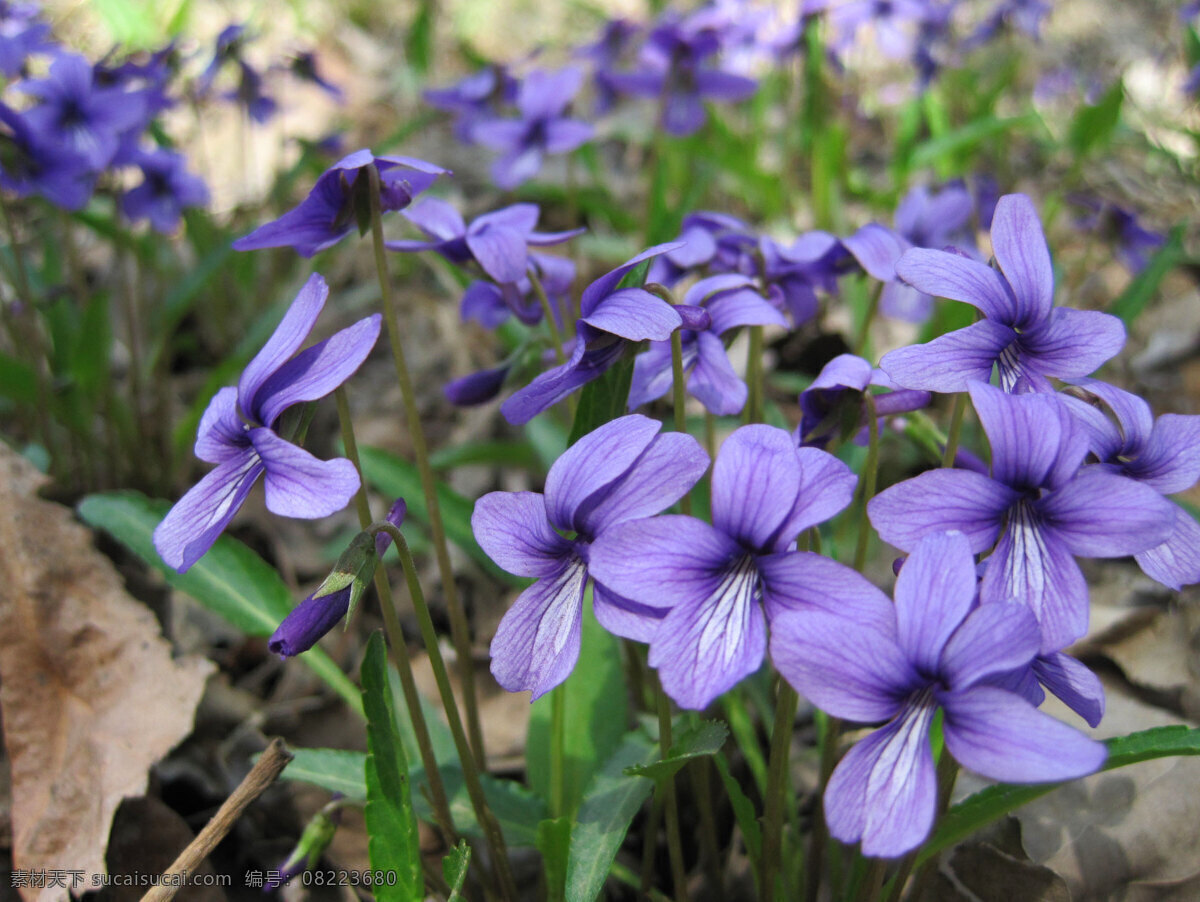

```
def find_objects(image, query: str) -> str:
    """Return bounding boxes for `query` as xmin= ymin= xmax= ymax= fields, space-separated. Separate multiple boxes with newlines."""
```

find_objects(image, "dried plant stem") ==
xmin=140 ymin=739 xmax=292 ymax=902
xmin=334 ymin=387 xmax=457 ymax=847
xmin=371 ymin=520 xmax=517 ymax=901
xmin=366 ymin=164 xmax=487 ymax=770
xmin=761 ymin=682 xmax=799 ymax=901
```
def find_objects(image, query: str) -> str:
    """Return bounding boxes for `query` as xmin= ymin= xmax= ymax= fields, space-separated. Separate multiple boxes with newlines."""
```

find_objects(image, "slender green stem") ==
xmin=640 ymin=791 xmax=665 ymax=895
xmin=334 ymin=388 xmax=457 ymax=848
xmin=805 ymin=711 xmax=842 ymax=902
xmin=371 ymin=521 xmax=517 ymax=901
xmin=366 ymin=164 xmax=487 ymax=770
xmin=704 ymin=411 xmax=717 ymax=461
xmin=761 ymin=682 xmax=800 ymax=902
xmin=854 ymin=859 xmax=887 ymax=902
xmin=854 ymin=281 xmax=884 ymax=358
xmin=654 ymin=680 xmax=688 ymax=902
xmin=688 ymin=756 xmax=722 ymax=893
xmin=941 ymin=392 xmax=967 ymax=469
xmin=745 ymin=325 xmax=765 ymax=424
xmin=853 ymin=393 xmax=881 ymax=572
xmin=528 ymin=267 xmax=567 ymax=366
xmin=550 ymin=682 xmax=567 ymax=819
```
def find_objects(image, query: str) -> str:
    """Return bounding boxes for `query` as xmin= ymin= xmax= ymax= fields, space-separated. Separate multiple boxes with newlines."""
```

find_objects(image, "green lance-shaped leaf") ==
xmin=77 ymin=491 xmax=361 ymax=714
xmin=624 ymin=718 xmax=729 ymax=783
xmin=361 ymin=632 xmax=423 ymax=901
xmin=566 ymin=728 xmax=659 ymax=902
xmin=918 ymin=724 xmax=1200 ymax=865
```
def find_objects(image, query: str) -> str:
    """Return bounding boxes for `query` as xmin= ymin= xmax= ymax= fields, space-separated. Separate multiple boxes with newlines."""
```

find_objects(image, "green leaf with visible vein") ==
xmin=361 ymin=632 xmax=422 ymax=901
xmin=565 ymin=729 xmax=659 ymax=902
xmin=624 ymin=719 xmax=728 ymax=782
xmin=442 ymin=841 xmax=470 ymax=902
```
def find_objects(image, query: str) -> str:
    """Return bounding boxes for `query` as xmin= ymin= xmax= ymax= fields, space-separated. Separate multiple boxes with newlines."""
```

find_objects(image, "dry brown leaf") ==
xmin=0 ymin=447 xmax=213 ymax=902
xmin=1015 ymin=677 xmax=1200 ymax=901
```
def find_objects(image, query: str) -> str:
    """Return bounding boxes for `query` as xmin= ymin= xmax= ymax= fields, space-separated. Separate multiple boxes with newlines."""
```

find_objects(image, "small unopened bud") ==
xmin=265 ymin=802 xmax=340 ymax=891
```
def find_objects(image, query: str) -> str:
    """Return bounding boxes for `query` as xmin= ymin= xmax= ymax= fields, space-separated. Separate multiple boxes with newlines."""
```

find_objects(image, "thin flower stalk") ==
xmin=371 ymin=520 xmax=518 ymax=901
xmin=745 ymin=325 xmax=764 ymax=424
xmin=853 ymin=392 xmax=881 ymax=571
xmin=366 ymin=163 xmax=488 ymax=769
xmin=655 ymin=678 xmax=688 ymax=902
xmin=761 ymin=681 xmax=799 ymax=902
xmin=333 ymin=387 xmax=457 ymax=848
xmin=941 ymin=392 xmax=966 ymax=468
xmin=527 ymin=267 xmax=567 ymax=366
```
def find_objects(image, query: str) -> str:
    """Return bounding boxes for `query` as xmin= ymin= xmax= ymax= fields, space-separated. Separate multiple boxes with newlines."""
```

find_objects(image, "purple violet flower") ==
xmin=797 ymin=353 xmax=931 ymax=448
xmin=771 ymin=530 xmax=1106 ymax=858
xmin=757 ymin=231 xmax=849 ymax=325
xmin=387 ymin=198 xmax=582 ymax=286
xmin=868 ymin=381 xmax=1176 ymax=650
xmin=226 ymin=60 xmax=277 ymax=123
xmin=471 ymin=67 xmax=594 ymax=189
xmin=153 ymin=274 xmax=381 ymax=572
xmin=121 ymin=148 xmax=210 ymax=233
xmin=19 ymin=51 xmax=147 ymax=171
xmin=605 ymin=16 xmax=758 ymax=136
xmin=823 ymin=0 xmax=938 ymax=61
xmin=500 ymin=243 xmax=694 ymax=425
xmin=232 ymin=149 xmax=447 ymax=257
xmin=288 ymin=50 xmax=344 ymax=101
xmin=627 ymin=273 xmax=787 ymax=416
xmin=1069 ymin=196 xmax=1166 ymax=274
xmin=0 ymin=101 xmax=94 ymax=209
xmin=424 ymin=65 xmax=519 ymax=144
xmin=473 ymin=415 xmax=709 ymax=698
xmin=843 ymin=183 xmax=978 ymax=323
xmin=1062 ymin=379 xmax=1200 ymax=590
xmin=589 ymin=424 xmax=857 ymax=709
xmin=458 ymin=252 xmax=576 ymax=329
xmin=646 ymin=210 xmax=757 ymax=286
xmin=0 ymin=1 xmax=52 ymax=77
xmin=881 ymin=193 xmax=1127 ymax=393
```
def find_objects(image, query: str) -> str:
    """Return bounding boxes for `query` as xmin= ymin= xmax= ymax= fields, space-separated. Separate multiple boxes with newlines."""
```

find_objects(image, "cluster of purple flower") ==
xmin=463 ymin=190 xmax=1199 ymax=855
xmin=0 ymin=10 xmax=344 ymax=230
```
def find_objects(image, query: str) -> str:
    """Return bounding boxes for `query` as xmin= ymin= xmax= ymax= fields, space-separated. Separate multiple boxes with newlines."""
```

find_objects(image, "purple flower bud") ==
xmin=268 ymin=586 xmax=351 ymax=658
xmin=445 ymin=365 xmax=510 ymax=406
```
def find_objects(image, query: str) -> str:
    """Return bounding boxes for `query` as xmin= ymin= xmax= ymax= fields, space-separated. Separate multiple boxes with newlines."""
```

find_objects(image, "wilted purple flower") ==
xmin=589 ymin=424 xmax=857 ymax=708
xmin=844 ymin=183 xmax=977 ymax=322
xmin=269 ymin=500 xmax=406 ymax=657
xmin=19 ymin=51 xmax=146 ymax=170
xmin=1063 ymin=379 xmax=1200 ymax=590
xmin=474 ymin=415 xmax=708 ymax=698
xmin=121 ymin=148 xmax=209 ymax=233
xmin=471 ymin=67 xmax=593 ymax=189
xmin=1069 ymin=197 xmax=1165 ymax=273
xmin=501 ymin=243 xmax=692 ymax=424
xmin=881 ymin=193 xmax=1126 ymax=393
xmin=387 ymin=198 xmax=582 ymax=285
xmin=232 ymin=149 xmax=446 ymax=257
xmin=154 ymin=274 xmax=381 ymax=572
xmin=0 ymin=101 xmax=94 ymax=209
xmin=869 ymin=381 xmax=1176 ymax=650
xmin=606 ymin=16 xmax=757 ymax=136
xmin=798 ymin=353 xmax=931 ymax=448
xmin=772 ymin=530 xmax=1106 ymax=858
xmin=628 ymin=274 xmax=786 ymax=415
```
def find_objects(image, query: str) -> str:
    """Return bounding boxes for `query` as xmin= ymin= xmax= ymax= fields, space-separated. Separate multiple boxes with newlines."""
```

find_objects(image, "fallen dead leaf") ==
xmin=1015 ymin=676 xmax=1200 ymax=901
xmin=0 ymin=446 xmax=214 ymax=902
